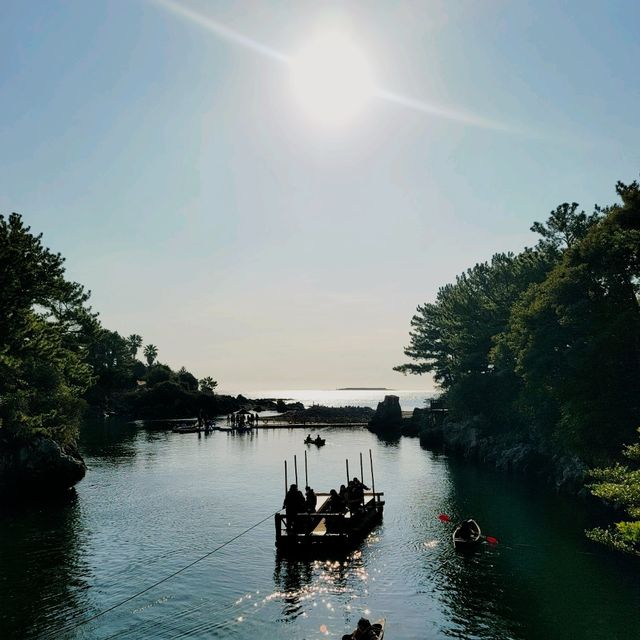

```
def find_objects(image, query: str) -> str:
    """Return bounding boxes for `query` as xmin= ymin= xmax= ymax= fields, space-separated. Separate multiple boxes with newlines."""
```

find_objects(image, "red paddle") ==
xmin=485 ymin=536 xmax=499 ymax=545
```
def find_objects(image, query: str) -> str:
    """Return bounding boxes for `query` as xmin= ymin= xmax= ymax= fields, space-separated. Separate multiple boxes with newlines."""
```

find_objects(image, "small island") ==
xmin=336 ymin=387 xmax=393 ymax=391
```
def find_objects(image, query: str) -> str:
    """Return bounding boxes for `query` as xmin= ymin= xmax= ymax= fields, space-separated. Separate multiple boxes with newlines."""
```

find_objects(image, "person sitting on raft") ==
xmin=282 ymin=484 xmax=306 ymax=532
xmin=305 ymin=486 xmax=317 ymax=512
xmin=327 ymin=488 xmax=347 ymax=514
xmin=347 ymin=477 xmax=370 ymax=511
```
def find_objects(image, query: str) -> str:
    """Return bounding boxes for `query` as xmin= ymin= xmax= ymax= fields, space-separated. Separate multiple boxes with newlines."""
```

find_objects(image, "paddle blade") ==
xmin=438 ymin=514 xmax=451 ymax=522
xmin=485 ymin=536 xmax=498 ymax=544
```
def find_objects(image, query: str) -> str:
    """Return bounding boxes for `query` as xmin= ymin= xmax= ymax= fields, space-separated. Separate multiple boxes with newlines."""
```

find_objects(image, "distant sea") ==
xmin=220 ymin=389 xmax=436 ymax=410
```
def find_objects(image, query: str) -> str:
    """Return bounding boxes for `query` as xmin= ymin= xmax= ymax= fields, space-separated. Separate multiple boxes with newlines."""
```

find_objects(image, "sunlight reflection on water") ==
xmin=1 ymin=422 xmax=639 ymax=639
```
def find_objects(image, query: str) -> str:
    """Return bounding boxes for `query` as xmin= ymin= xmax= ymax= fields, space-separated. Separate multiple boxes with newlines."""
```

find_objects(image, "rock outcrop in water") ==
xmin=368 ymin=395 xmax=403 ymax=434
xmin=0 ymin=436 xmax=86 ymax=498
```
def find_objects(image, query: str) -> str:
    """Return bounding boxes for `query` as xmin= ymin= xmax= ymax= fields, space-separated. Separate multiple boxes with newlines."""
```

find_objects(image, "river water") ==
xmin=1 ymin=416 xmax=639 ymax=639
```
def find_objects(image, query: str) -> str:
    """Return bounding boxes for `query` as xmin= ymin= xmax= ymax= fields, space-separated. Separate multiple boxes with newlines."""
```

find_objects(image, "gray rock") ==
xmin=0 ymin=436 xmax=86 ymax=498
xmin=369 ymin=395 xmax=403 ymax=433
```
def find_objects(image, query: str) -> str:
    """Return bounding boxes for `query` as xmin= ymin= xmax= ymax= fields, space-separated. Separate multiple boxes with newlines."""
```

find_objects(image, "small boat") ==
xmin=342 ymin=618 xmax=385 ymax=639
xmin=304 ymin=436 xmax=325 ymax=446
xmin=452 ymin=519 xmax=482 ymax=549
xmin=172 ymin=424 xmax=201 ymax=434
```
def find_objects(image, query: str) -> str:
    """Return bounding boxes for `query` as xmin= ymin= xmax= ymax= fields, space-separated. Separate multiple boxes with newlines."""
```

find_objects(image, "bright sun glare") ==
xmin=290 ymin=31 xmax=375 ymax=126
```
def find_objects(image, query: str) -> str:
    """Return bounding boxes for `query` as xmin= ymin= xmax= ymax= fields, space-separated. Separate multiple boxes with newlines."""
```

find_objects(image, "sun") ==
xmin=290 ymin=31 xmax=375 ymax=126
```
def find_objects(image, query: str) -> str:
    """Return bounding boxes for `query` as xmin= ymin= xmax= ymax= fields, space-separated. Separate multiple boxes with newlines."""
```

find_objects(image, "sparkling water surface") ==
xmin=1 ymin=402 xmax=639 ymax=639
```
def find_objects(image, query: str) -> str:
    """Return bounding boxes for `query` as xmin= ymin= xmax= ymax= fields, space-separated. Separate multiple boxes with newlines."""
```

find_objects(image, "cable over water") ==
xmin=45 ymin=511 xmax=277 ymax=640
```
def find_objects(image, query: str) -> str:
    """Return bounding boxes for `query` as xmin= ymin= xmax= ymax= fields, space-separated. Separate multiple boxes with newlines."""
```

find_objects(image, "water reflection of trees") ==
xmin=374 ymin=432 xmax=401 ymax=447
xmin=79 ymin=417 xmax=140 ymax=460
xmin=80 ymin=418 xmax=174 ymax=467
xmin=0 ymin=492 xmax=91 ymax=639
xmin=434 ymin=461 xmax=524 ymax=640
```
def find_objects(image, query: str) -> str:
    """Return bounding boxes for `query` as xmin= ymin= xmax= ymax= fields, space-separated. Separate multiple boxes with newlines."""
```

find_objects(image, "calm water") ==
xmin=222 ymin=389 xmax=433 ymax=411
xmin=1 ymin=420 xmax=639 ymax=640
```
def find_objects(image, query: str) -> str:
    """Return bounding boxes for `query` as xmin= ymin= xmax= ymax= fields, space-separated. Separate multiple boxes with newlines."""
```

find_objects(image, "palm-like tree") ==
xmin=126 ymin=334 xmax=143 ymax=358
xmin=143 ymin=344 xmax=158 ymax=366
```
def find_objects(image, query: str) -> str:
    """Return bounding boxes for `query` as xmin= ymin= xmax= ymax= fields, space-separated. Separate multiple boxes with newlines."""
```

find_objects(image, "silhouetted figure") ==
xmin=458 ymin=519 xmax=479 ymax=541
xmin=347 ymin=477 xmax=370 ymax=510
xmin=327 ymin=488 xmax=347 ymax=514
xmin=305 ymin=486 xmax=317 ymax=512
xmin=342 ymin=617 xmax=382 ymax=640
xmin=282 ymin=484 xmax=306 ymax=532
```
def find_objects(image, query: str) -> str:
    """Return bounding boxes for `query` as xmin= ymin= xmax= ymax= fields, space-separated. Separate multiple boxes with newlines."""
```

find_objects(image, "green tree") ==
xmin=177 ymin=367 xmax=199 ymax=391
xmin=143 ymin=344 xmax=158 ymax=367
xmin=0 ymin=213 xmax=94 ymax=445
xmin=586 ymin=427 xmax=640 ymax=555
xmin=126 ymin=334 xmax=143 ymax=358
xmin=531 ymin=202 xmax=601 ymax=254
xmin=84 ymin=327 xmax=137 ymax=402
xmin=395 ymin=250 xmax=551 ymax=429
xmin=504 ymin=182 xmax=640 ymax=456
xmin=145 ymin=364 xmax=173 ymax=386
xmin=199 ymin=377 xmax=218 ymax=393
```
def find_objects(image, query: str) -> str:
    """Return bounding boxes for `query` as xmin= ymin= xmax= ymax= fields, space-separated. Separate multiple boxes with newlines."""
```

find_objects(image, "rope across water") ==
xmin=45 ymin=511 xmax=278 ymax=639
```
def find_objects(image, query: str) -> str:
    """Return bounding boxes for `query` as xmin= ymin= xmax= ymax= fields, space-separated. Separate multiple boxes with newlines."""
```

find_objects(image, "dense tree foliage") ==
xmin=1 ymin=213 xmax=221 ymax=445
xmin=0 ymin=213 xmax=93 ymax=445
xmin=199 ymin=376 xmax=218 ymax=393
xmin=504 ymin=184 xmax=640 ymax=456
xmin=587 ymin=428 xmax=640 ymax=555
xmin=397 ymin=180 xmax=640 ymax=461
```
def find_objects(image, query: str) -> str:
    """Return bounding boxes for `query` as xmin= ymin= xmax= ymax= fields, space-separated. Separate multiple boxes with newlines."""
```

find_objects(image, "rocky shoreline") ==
xmin=368 ymin=395 xmax=588 ymax=494
xmin=3 ymin=393 xmax=590 ymax=500
xmin=0 ymin=436 xmax=86 ymax=499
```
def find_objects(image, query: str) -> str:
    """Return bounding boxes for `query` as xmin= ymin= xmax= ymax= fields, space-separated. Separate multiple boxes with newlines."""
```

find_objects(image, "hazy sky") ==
xmin=1 ymin=1 xmax=639 ymax=392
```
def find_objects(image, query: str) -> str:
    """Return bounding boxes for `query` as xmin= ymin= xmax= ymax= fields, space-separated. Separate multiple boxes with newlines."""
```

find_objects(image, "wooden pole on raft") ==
xmin=284 ymin=460 xmax=288 ymax=495
xmin=304 ymin=450 xmax=308 ymax=488
xmin=346 ymin=459 xmax=350 ymax=485
xmin=369 ymin=449 xmax=376 ymax=498
xmin=294 ymin=455 xmax=298 ymax=486
xmin=359 ymin=452 xmax=364 ymax=482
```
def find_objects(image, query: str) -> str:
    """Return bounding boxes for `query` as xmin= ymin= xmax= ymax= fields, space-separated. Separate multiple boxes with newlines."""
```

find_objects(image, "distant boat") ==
xmin=172 ymin=425 xmax=201 ymax=434
xmin=171 ymin=423 xmax=215 ymax=434
xmin=304 ymin=436 xmax=325 ymax=446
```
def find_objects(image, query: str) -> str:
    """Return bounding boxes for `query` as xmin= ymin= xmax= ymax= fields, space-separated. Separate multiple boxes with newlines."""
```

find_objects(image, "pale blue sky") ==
xmin=1 ymin=0 xmax=638 ymax=391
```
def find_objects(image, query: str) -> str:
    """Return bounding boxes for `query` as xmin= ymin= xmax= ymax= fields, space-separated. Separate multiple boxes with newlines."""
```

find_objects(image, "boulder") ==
xmin=368 ymin=395 xmax=403 ymax=433
xmin=0 ymin=436 xmax=86 ymax=498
